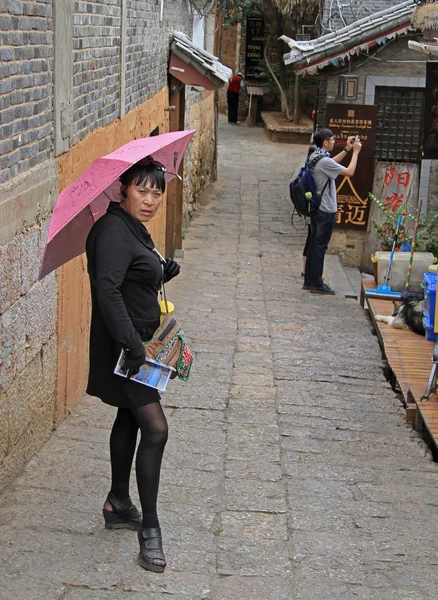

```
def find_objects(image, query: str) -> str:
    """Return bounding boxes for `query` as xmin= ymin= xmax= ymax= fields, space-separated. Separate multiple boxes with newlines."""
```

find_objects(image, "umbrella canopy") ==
xmin=39 ymin=130 xmax=196 ymax=279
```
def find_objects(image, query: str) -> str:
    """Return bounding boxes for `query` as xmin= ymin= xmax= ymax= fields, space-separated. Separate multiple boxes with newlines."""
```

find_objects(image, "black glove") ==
xmin=163 ymin=258 xmax=180 ymax=283
xmin=123 ymin=345 xmax=145 ymax=378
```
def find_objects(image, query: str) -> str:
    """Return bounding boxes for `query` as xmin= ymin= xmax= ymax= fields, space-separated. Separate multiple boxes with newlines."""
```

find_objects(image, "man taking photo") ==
xmin=303 ymin=129 xmax=362 ymax=295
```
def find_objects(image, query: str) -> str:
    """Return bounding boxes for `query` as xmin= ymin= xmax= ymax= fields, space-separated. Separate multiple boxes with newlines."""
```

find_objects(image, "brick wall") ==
xmin=0 ymin=0 xmax=54 ymax=185
xmin=124 ymin=1 xmax=190 ymax=114
xmin=72 ymin=0 xmax=121 ymax=142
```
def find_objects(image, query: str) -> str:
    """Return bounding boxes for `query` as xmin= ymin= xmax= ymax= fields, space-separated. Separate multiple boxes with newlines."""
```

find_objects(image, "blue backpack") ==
xmin=289 ymin=155 xmax=329 ymax=217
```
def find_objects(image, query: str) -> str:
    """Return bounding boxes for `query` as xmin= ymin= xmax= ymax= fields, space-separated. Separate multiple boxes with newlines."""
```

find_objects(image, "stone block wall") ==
xmin=0 ymin=161 xmax=58 ymax=491
xmin=183 ymin=91 xmax=216 ymax=222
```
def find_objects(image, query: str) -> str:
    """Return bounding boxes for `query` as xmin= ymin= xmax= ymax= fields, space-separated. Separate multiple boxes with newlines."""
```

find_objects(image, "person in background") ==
xmin=301 ymin=145 xmax=316 ymax=277
xmin=86 ymin=158 xmax=180 ymax=573
xmin=303 ymin=129 xmax=362 ymax=294
xmin=227 ymin=71 xmax=245 ymax=124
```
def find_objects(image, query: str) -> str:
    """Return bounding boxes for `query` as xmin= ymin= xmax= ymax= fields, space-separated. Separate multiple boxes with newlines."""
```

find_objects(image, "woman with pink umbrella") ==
xmin=86 ymin=157 xmax=179 ymax=572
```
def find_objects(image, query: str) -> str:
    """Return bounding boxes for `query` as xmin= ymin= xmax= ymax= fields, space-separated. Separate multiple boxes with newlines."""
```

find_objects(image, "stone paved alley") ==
xmin=1 ymin=117 xmax=438 ymax=599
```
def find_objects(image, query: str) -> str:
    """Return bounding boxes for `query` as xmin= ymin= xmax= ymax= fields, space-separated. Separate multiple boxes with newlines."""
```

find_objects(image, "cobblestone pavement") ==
xmin=2 ymin=117 xmax=438 ymax=600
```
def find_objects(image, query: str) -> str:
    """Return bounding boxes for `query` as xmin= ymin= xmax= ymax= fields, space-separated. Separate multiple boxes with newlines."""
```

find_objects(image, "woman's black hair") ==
xmin=119 ymin=162 xmax=166 ymax=198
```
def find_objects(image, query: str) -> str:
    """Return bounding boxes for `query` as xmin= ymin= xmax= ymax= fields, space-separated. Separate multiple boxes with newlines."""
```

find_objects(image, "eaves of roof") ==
xmin=170 ymin=31 xmax=232 ymax=87
xmin=282 ymin=0 xmax=416 ymax=75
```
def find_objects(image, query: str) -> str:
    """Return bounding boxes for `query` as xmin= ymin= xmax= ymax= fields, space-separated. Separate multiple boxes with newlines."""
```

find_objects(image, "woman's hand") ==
xmin=163 ymin=259 xmax=180 ymax=283
xmin=123 ymin=345 xmax=146 ymax=378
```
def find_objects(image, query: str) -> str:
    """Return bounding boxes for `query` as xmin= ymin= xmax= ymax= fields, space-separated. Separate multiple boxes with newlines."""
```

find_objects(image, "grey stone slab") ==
xmin=225 ymin=458 xmax=282 ymax=482
xmin=216 ymin=538 xmax=292 ymax=576
xmin=209 ymin=575 xmax=296 ymax=600
xmin=0 ymin=576 xmax=66 ymax=600
xmin=282 ymin=447 xmax=435 ymax=472
xmin=162 ymin=381 xmax=230 ymax=410
xmin=278 ymin=411 xmax=409 ymax=435
xmin=220 ymin=511 xmax=288 ymax=541
xmin=224 ymin=479 xmax=287 ymax=513
xmin=227 ymin=406 xmax=277 ymax=426
xmin=231 ymin=371 xmax=274 ymax=387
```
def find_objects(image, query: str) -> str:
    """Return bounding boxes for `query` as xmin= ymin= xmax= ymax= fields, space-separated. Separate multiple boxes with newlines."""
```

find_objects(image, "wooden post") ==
xmin=166 ymin=78 xmax=185 ymax=257
xmin=294 ymin=73 xmax=301 ymax=125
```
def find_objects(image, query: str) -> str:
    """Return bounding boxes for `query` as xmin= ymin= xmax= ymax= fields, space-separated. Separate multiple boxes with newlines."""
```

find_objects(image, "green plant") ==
xmin=369 ymin=194 xmax=438 ymax=256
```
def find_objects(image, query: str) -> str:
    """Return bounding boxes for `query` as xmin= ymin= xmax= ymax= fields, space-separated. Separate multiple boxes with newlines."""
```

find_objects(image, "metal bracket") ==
xmin=421 ymin=342 xmax=438 ymax=401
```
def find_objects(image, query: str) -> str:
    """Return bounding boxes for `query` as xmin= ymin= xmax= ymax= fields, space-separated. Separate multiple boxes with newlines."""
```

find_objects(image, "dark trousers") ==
xmin=304 ymin=209 xmax=336 ymax=288
xmin=227 ymin=91 xmax=239 ymax=123
xmin=302 ymin=224 xmax=311 ymax=257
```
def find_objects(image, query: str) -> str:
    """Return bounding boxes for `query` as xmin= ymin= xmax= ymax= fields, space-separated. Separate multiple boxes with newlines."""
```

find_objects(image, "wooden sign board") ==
xmin=325 ymin=104 xmax=378 ymax=229
xmin=245 ymin=16 xmax=264 ymax=79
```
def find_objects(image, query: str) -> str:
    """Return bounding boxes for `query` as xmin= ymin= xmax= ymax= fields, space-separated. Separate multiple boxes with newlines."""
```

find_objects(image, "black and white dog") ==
xmin=375 ymin=290 xmax=425 ymax=336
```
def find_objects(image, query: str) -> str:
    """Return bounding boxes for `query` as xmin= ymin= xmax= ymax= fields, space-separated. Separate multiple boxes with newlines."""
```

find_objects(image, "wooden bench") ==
xmin=361 ymin=279 xmax=438 ymax=457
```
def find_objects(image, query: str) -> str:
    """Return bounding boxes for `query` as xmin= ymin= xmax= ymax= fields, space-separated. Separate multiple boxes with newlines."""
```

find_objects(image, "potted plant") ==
xmin=368 ymin=193 xmax=438 ymax=285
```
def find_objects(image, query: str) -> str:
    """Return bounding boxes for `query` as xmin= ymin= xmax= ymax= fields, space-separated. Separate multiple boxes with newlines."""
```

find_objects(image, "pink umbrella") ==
xmin=39 ymin=130 xmax=196 ymax=279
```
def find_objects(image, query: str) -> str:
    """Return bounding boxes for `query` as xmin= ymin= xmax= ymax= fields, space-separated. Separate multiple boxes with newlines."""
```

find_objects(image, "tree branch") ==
xmin=264 ymin=33 xmax=292 ymax=120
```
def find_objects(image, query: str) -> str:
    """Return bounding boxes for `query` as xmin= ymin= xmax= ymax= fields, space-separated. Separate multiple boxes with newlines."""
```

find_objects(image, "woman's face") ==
xmin=121 ymin=180 xmax=163 ymax=223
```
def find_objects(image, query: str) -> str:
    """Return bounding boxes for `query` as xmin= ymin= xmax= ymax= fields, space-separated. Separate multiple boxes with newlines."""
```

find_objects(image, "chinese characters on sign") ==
xmin=423 ymin=62 xmax=438 ymax=160
xmin=381 ymin=163 xmax=417 ymax=213
xmin=325 ymin=104 xmax=378 ymax=228
xmin=245 ymin=16 xmax=264 ymax=79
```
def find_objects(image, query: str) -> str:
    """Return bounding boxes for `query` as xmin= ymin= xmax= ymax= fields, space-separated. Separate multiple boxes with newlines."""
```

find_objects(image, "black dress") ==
xmin=86 ymin=202 xmax=162 ymax=409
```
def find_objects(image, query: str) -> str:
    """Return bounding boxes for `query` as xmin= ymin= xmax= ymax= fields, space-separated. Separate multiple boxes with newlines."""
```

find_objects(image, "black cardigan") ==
xmin=85 ymin=202 xmax=163 ymax=408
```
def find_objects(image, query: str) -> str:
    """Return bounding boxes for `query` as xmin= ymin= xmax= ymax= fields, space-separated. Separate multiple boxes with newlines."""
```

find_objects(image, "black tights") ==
xmin=109 ymin=403 xmax=168 ymax=528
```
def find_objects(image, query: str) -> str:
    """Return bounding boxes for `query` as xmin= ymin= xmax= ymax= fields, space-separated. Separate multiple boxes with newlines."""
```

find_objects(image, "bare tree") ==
xmin=225 ymin=0 xmax=319 ymax=119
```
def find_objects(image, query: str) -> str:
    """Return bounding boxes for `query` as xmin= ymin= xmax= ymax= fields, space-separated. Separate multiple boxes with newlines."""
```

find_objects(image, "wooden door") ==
xmin=166 ymin=78 xmax=185 ymax=257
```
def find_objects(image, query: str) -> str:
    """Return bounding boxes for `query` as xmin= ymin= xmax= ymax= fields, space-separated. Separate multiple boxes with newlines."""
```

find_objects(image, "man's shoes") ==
xmin=310 ymin=283 xmax=336 ymax=295
xmin=302 ymin=283 xmax=311 ymax=290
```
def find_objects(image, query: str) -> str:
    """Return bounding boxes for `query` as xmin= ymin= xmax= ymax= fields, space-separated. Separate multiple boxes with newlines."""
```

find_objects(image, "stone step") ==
xmin=324 ymin=254 xmax=359 ymax=300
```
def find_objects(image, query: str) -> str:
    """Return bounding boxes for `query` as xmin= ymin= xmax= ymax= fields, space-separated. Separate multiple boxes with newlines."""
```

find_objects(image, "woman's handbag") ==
xmin=144 ymin=314 xmax=193 ymax=381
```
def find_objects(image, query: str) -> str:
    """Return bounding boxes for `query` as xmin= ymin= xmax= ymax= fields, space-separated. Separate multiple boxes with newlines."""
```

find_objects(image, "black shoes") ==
xmin=138 ymin=527 xmax=167 ymax=573
xmin=310 ymin=283 xmax=336 ymax=295
xmin=103 ymin=492 xmax=142 ymax=531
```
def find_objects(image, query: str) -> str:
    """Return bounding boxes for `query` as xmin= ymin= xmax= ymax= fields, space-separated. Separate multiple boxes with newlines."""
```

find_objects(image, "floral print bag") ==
xmin=144 ymin=314 xmax=193 ymax=382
